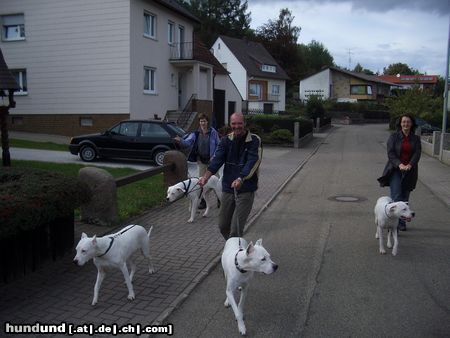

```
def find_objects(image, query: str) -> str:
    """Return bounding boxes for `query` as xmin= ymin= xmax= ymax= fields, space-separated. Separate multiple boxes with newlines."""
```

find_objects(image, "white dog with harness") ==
xmin=374 ymin=196 xmax=414 ymax=256
xmin=166 ymin=176 xmax=222 ymax=223
xmin=73 ymin=224 xmax=155 ymax=305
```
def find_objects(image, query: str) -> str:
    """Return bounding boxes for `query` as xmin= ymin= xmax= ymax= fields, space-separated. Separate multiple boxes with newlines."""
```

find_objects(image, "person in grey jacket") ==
xmin=378 ymin=114 xmax=421 ymax=230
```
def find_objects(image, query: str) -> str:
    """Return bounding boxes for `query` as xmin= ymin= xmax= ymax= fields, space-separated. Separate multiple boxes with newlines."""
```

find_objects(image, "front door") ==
xmin=213 ymin=89 xmax=225 ymax=129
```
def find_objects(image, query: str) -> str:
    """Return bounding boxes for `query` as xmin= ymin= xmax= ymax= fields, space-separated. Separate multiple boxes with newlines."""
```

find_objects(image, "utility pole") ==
xmin=348 ymin=49 xmax=354 ymax=70
xmin=439 ymin=18 xmax=450 ymax=161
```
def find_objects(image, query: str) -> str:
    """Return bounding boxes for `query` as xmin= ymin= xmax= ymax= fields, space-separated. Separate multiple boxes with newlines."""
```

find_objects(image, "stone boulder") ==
xmin=78 ymin=167 xmax=118 ymax=226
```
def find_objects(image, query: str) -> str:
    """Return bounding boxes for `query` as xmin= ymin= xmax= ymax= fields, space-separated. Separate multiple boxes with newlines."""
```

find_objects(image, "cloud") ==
xmin=250 ymin=0 xmax=450 ymax=15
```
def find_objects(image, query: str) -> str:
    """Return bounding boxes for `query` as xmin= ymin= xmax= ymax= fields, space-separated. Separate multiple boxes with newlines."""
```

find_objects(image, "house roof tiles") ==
xmin=218 ymin=35 xmax=290 ymax=80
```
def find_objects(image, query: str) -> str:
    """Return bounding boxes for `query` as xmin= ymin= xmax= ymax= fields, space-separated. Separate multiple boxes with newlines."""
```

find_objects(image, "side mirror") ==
xmin=103 ymin=130 xmax=111 ymax=136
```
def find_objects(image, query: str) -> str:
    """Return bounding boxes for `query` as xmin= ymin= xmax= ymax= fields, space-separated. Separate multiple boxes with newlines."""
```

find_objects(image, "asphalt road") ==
xmin=156 ymin=125 xmax=450 ymax=337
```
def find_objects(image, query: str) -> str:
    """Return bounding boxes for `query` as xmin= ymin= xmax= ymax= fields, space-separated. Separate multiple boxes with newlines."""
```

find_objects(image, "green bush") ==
xmin=269 ymin=129 xmax=293 ymax=144
xmin=0 ymin=167 xmax=91 ymax=239
xmin=306 ymin=95 xmax=326 ymax=119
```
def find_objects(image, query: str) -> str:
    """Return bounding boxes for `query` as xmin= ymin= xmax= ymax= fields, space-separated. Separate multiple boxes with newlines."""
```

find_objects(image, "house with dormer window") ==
xmin=211 ymin=36 xmax=289 ymax=114
xmin=0 ymin=0 xmax=241 ymax=135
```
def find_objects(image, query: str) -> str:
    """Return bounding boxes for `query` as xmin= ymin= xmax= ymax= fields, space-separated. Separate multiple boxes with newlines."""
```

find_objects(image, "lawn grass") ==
xmin=10 ymin=160 xmax=166 ymax=222
xmin=10 ymin=139 xmax=69 ymax=152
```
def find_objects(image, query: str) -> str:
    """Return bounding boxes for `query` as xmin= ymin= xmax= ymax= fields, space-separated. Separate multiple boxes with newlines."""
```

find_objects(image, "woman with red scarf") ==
xmin=378 ymin=114 xmax=422 ymax=231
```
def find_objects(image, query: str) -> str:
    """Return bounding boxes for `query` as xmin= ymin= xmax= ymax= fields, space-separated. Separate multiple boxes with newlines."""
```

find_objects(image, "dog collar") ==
xmin=384 ymin=203 xmax=395 ymax=219
xmin=235 ymin=249 xmax=247 ymax=274
xmin=97 ymin=237 xmax=114 ymax=257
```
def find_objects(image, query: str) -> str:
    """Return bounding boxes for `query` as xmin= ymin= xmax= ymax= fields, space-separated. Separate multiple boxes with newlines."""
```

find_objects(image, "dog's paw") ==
xmin=379 ymin=249 xmax=386 ymax=255
xmin=224 ymin=299 xmax=230 ymax=308
xmin=187 ymin=218 xmax=194 ymax=223
xmin=392 ymin=249 xmax=398 ymax=256
xmin=127 ymin=292 xmax=135 ymax=301
xmin=91 ymin=300 xmax=97 ymax=306
xmin=238 ymin=321 xmax=246 ymax=336
xmin=149 ymin=267 xmax=155 ymax=274
xmin=202 ymin=212 xmax=210 ymax=218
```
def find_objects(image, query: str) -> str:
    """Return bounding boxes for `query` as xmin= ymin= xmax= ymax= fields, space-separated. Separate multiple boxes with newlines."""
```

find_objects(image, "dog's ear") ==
xmin=92 ymin=235 xmax=97 ymax=246
xmin=389 ymin=205 xmax=397 ymax=213
xmin=405 ymin=201 xmax=409 ymax=205
xmin=177 ymin=187 xmax=186 ymax=193
xmin=246 ymin=242 xmax=255 ymax=255
xmin=255 ymin=239 xmax=263 ymax=246
xmin=81 ymin=232 xmax=88 ymax=239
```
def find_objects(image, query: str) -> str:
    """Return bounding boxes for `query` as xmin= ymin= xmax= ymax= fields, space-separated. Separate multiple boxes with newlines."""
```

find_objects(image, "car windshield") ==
xmin=166 ymin=123 xmax=186 ymax=137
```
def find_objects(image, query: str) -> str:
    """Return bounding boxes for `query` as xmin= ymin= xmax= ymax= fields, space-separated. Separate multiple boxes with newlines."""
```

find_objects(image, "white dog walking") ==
xmin=221 ymin=237 xmax=278 ymax=335
xmin=166 ymin=176 xmax=222 ymax=223
xmin=374 ymin=196 xmax=414 ymax=256
xmin=73 ymin=224 xmax=155 ymax=305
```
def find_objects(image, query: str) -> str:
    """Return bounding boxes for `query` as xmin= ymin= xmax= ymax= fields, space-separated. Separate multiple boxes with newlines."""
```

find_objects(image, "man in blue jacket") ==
xmin=199 ymin=112 xmax=262 ymax=239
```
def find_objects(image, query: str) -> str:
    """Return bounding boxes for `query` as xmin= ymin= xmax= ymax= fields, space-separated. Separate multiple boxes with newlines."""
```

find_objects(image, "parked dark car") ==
xmin=415 ymin=117 xmax=441 ymax=135
xmin=69 ymin=120 xmax=187 ymax=165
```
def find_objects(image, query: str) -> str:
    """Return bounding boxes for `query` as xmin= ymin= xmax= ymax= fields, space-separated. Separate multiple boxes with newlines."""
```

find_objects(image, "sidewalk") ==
xmin=1 ymin=126 xmax=449 ymax=337
xmin=0 ymin=131 xmax=327 ymax=337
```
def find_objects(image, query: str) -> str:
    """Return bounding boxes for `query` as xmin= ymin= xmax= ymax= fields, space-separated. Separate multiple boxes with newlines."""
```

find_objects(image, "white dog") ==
xmin=166 ymin=176 xmax=222 ymax=223
xmin=73 ymin=224 xmax=155 ymax=305
xmin=374 ymin=196 xmax=414 ymax=256
xmin=221 ymin=237 xmax=278 ymax=336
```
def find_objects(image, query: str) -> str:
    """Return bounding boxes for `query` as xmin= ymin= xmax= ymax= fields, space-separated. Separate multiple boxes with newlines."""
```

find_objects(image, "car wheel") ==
xmin=80 ymin=145 xmax=97 ymax=162
xmin=153 ymin=150 xmax=166 ymax=166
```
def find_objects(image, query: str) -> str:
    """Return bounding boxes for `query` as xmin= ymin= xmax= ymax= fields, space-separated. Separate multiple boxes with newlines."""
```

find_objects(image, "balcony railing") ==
xmin=170 ymin=42 xmax=193 ymax=60
xmin=248 ymin=94 xmax=280 ymax=102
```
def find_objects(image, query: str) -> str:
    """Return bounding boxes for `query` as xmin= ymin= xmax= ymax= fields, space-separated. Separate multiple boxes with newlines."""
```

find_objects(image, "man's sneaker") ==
xmin=198 ymin=198 xmax=206 ymax=209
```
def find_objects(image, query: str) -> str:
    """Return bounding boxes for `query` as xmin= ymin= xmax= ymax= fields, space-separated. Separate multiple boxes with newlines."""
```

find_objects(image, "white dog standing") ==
xmin=374 ymin=196 xmax=414 ymax=256
xmin=73 ymin=224 xmax=155 ymax=305
xmin=166 ymin=176 xmax=222 ymax=223
xmin=221 ymin=237 xmax=278 ymax=335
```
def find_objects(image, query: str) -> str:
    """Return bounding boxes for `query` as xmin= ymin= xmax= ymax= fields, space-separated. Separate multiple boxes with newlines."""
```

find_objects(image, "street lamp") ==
xmin=0 ymin=48 xmax=20 ymax=166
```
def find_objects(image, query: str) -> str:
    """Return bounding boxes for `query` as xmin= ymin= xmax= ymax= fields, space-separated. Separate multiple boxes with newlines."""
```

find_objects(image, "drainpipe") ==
xmin=439 ymin=18 xmax=450 ymax=161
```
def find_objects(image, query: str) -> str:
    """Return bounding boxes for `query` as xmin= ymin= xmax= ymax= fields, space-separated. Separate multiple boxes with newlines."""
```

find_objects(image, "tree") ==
xmin=303 ymin=40 xmax=334 ymax=75
xmin=353 ymin=63 xmax=374 ymax=75
xmin=385 ymin=88 xmax=443 ymax=127
xmin=180 ymin=0 xmax=253 ymax=47
xmin=383 ymin=62 xmax=420 ymax=75
xmin=255 ymin=8 xmax=302 ymax=81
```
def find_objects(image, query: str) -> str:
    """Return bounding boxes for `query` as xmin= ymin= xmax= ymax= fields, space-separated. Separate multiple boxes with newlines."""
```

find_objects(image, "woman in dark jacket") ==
xmin=378 ymin=114 xmax=421 ymax=230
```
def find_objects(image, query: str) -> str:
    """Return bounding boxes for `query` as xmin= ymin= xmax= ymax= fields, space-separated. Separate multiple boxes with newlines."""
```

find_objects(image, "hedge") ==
xmin=245 ymin=114 xmax=313 ymax=138
xmin=0 ymin=167 xmax=91 ymax=240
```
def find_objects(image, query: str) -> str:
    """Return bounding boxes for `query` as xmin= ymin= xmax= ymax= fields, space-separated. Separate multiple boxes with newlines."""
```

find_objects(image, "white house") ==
xmin=299 ymin=66 xmax=394 ymax=103
xmin=211 ymin=35 xmax=289 ymax=114
xmin=0 ymin=0 xmax=240 ymax=135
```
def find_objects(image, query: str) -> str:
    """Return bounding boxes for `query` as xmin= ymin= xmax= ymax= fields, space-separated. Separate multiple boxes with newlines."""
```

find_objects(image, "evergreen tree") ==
xmin=180 ymin=0 xmax=253 ymax=47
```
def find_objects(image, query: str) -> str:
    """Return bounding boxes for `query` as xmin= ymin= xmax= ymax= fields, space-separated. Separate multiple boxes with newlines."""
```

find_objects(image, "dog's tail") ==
xmin=147 ymin=226 xmax=153 ymax=238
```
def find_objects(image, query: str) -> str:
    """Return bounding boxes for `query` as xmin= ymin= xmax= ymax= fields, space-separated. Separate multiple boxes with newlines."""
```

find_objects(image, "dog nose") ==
xmin=73 ymin=259 xmax=78 ymax=265
xmin=412 ymin=212 xmax=415 ymax=217
xmin=273 ymin=264 xmax=278 ymax=271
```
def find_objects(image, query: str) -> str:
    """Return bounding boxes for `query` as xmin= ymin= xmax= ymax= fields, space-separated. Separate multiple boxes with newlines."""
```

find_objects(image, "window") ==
xmin=1 ymin=14 xmax=25 ymax=41
xmin=80 ymin=117 xmax=93 ymax=127
xmin=168 ymin=21 xmax=174 ymax=44
xmin=271 ymin=84 xmax=280 ymax=95
xmin=350 ymin=85 xmax=372 ymax=95
xmin=249 ymin=83 xmax=262 ymax=99
xmin=11 ymin=69 xmax=27 ymax=94
xmin=144 ymin=12 xmax=156 ymax=38
xmin=144 ymin=67 xmax=156 ymax=94
xmin=140 ymin=122 xmax=170 ymax=137
xmin=111 ymin=122 xmax=139 ymax=137
xmin=261 ymin=64 xmax=276 ymax=73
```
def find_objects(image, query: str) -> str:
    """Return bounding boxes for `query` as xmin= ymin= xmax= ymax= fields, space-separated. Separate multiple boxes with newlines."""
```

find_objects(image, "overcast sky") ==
xmin=247 ymin=0 xmax=449 ymax=76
